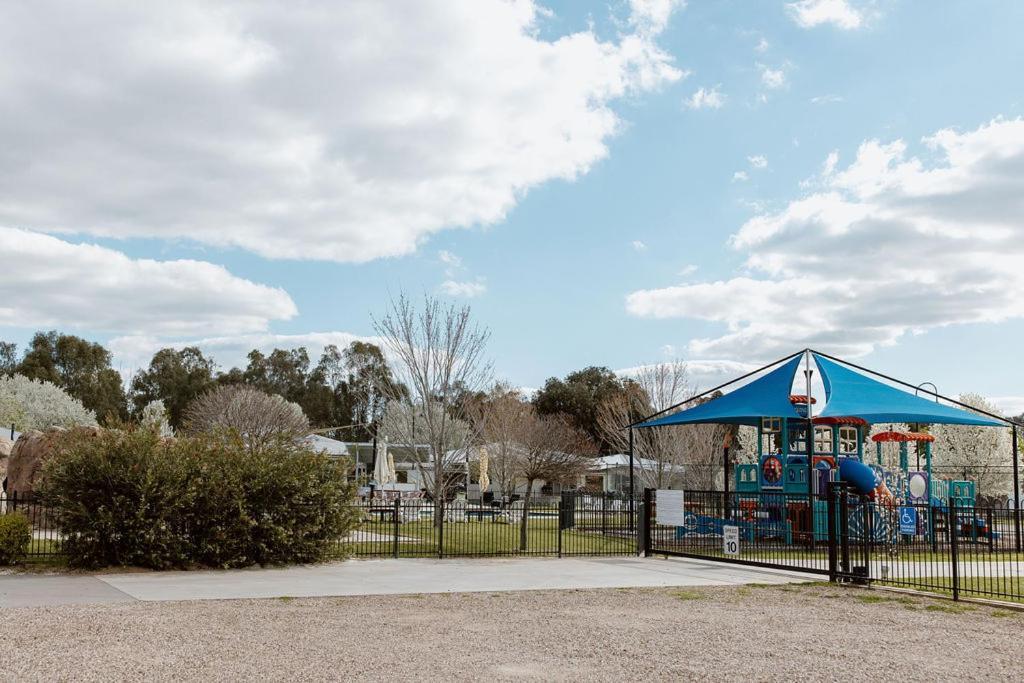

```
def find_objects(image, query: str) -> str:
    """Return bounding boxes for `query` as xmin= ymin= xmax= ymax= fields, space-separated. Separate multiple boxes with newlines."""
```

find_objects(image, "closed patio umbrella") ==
xmin=478 ymin=446 xmax=490 ymax=502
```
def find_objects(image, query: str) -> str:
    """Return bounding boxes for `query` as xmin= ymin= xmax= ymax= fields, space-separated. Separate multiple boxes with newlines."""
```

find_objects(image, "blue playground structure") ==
xmin=642 ymin=351 xmax=1014 ymax=550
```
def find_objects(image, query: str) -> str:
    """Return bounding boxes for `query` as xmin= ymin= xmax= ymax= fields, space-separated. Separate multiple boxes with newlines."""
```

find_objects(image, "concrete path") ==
xmin=0 ymin=557 xmax=811 ymax=608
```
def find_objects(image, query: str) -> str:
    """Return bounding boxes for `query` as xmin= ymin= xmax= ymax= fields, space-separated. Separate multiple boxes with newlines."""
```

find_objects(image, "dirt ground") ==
xmin=3 ymin=583 xmax=1021 ymax=681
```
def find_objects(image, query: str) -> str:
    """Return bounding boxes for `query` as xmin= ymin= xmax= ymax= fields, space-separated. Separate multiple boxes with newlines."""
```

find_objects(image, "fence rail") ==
xmin=338 ymin=494 xmax=639 ymax=559
xmin=1 ymin=492 xmax=640 ymax=564
xmin=644 ymin=487 xmax=1024 ymax=604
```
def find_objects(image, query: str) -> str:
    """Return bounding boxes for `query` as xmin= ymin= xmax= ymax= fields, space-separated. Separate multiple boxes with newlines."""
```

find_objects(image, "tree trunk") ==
xmin=519 ymin=480 xmax=534 ymax=551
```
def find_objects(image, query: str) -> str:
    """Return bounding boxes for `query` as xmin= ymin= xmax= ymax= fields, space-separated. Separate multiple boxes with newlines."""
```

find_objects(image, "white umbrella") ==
xmin=387 ymin=452 xmax=397 ymax=484
xmin=374 ymin=437 xmax=392 ymax=484
xmin=477 ymin=446 xmax=490 ymax=500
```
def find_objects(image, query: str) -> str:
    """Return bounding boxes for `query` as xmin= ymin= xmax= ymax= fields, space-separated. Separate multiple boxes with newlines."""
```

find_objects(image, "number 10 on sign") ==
xmin=723 ymin=525 xmax=740 ymax=556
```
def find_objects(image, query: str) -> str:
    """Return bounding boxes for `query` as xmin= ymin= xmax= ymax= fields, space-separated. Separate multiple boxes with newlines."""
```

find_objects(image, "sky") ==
xmin=2 ymin=0 xmax=1024 ymax=413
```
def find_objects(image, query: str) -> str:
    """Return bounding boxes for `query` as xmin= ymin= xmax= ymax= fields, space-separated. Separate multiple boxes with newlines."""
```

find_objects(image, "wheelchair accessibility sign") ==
xmin=899 ymin=507 xmax=918 ymax=535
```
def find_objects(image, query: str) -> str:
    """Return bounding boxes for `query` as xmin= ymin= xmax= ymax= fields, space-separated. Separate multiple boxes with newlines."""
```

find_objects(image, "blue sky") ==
xmin=2 ymin=1 xmax=1023 ymax=412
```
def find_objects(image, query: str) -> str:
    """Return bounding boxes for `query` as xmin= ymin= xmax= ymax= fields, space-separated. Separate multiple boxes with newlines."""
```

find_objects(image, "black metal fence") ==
xmin=1 ymin=493 xmax=65 ymax=561
xmin=1 ymin=491 xmax=640 ymax=564
xmin=644 ymin=486 xmax=1024 ymax=604
xmin=337 ymin=492 xmax=639 ymax=559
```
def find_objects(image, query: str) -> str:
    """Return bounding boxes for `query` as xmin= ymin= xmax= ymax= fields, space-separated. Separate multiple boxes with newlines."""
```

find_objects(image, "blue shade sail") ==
xmin=813 ymin=354 xmax=1004 ymax=427
xmin=635 ymin=354 xmax=805 ymax=427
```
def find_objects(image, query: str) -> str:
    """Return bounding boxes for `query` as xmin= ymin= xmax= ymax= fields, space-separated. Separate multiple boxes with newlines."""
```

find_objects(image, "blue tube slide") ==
xmin=838 ymin=457 xmax=880 ymax=495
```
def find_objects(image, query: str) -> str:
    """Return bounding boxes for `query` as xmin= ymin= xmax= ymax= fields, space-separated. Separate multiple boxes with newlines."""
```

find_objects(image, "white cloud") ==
xmin=755 ymin=37 xmax=770 ymax=53
xmin=628 ymin=0 xmax=686 ymax=35
xmin=108 ymin=331 xmax=376 ymax=376
xmin=990 ymin=397 xmax=1024 ymax=417
xmin=811 ymin=94 xmax=845 ymax=104
xmin=786 ymin=0 xmax=864 ymax=30
xmin=748 ymin=155 xmax=769 ymax=169
xmin=758 ymin=63 xmax=787 ymax=89
xmin=0 ymin=227 xmax=296 ymax=337
xmin=438 ymin=250 xmax=462 ymax=268
xmin=732 ymin=171 xmax=749 ymax=182
xmin=439 ymin=279 xmax=487 ymax=298
xmin=678 ymin=264 xmax=698 ymax=276
xmin=821 ymin=150 xmax=840 ymax=176
xmin=684 ymin=86 xmax=726 ymax=110
xmin=626 ymin=117 xmax=1024 ymax=362
xmin=616 ymin=359 xmax=760 ymax=392
xmin=0 ymin=1 xmax=684 ymax=263
xmin=632 ymin=240 xmax=648 ymax=251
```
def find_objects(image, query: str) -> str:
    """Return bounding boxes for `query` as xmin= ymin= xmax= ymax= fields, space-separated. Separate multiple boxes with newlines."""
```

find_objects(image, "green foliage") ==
xmin=0 ymin=513 xmax=32 ymax=565
xmin=130 ymin=347 xmax=216 ymax=428
xmin=16 ymin=331 xmax=127 ymax=423
xmin=533 ymin=366 xmax=627 ymax=453
xmin=39 ymin=428 xmax=359 ymax=569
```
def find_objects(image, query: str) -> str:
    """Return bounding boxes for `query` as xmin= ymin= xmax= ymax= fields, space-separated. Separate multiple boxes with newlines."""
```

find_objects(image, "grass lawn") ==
xmin=339 ymin=517 xmax=637 ymax=558
xmin=877 ymin=575 xmax=1024 ymax=605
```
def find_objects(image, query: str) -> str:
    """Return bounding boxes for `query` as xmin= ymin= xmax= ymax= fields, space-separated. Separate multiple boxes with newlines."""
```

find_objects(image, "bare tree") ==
xmin=512 ymin=409 xmax=594 ymax=550
xmin=469 ymin=382 xmax=530 ymax=502
xmin=598 ymin=360 xmax=730 ymax=491
xmin=183 ymin=384 xmax=309 ymax=453
xmin=374 ymin=294 xmax=491 ymax=524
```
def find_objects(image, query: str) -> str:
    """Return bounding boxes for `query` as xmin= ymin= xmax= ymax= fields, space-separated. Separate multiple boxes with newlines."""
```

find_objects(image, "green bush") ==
xmin=39 ymin=428 xmax=358 ymax=569
xmin=0 ymin=513 xmax=32 ymax=565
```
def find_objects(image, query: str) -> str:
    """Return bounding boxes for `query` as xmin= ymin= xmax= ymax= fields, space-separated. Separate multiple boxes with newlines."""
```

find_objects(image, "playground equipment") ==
xmin=640 ymin=350 xmax=1018 ymax=554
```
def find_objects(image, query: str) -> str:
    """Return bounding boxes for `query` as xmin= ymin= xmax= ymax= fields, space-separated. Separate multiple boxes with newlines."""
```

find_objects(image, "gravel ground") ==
xmin=3 ymin=583 xmax=1021 ymax=681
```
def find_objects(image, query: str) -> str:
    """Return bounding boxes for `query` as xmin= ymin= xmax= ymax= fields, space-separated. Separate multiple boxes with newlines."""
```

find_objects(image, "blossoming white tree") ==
xmin=0 ymin=374 xmax=97 ymax=432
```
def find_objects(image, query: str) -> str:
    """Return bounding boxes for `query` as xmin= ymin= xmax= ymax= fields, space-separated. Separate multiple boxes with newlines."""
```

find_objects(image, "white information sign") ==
xmin=656 ymin=490 xmax=686 ymax=526
xmin=723 ymin=525 xmax=740 ymax=556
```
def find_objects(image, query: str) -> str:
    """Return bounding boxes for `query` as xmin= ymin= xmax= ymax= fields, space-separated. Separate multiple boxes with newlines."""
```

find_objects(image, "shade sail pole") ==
xmin=1014 ymin=425 xmax=1021 ymax=552
xmin=805 ymin=350 xmax=814 ymax=547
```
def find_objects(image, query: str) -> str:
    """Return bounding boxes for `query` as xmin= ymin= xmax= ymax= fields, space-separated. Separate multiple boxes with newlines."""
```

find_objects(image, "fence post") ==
xmin=949 ymin=501 xmax=959 ymax=601
xmin=986 ymin=507 xmax=994 ymax=554
xmin=437 ymin=497 xmax=445 ymax=560
xmin=393 ymin=498 xmax=400 ymax=559
xmin=558 ymin=497 xmax=564 ymax=558
xmin=838 ymin=483 xmax=851 ymax=576
xmin=640 ymin=488 xmax=654 ymax=556
xmin=826 ymin=483 xmax=838 ymax=582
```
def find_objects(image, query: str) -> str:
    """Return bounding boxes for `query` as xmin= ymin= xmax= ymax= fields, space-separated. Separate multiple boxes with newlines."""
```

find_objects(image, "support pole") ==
xmin=1013 ymin=425 xmax=1021 ymax=552
xmin=805 ymin=351 xmax=815 ymax=547
xmin=723 ymin=431 xmax=731 ymax=520
xmin=628 ymin=427 xmax=636 ymax=532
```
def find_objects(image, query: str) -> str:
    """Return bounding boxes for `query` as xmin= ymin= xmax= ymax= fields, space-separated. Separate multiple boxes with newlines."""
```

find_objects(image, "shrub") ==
xmin=39 ymin=428 xmax=358 ymax=569
xmin=183 ymin=385 xmax=309 ymax=454
xmin=0 ymin=513 xmax=32 ymax=565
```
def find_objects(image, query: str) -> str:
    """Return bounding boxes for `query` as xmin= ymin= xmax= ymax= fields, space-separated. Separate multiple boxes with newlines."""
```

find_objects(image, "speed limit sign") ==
xmin=723 ymin=525 xmax=740 ymax=556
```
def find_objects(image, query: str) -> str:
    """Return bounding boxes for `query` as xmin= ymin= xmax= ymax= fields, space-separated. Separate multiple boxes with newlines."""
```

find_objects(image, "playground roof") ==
xmin=812 ymin=354 xmax=1003 ymax=427
xmin=634 ymin=351 xmax=1007 ymax=429
xmin=635 ymin=354 xmax=806 ymax=428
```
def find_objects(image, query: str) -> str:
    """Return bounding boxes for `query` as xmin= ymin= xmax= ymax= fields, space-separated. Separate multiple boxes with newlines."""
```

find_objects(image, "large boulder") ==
xmin=0 ymin=437 xmax=12 ymax=488
xmin=7 ymin=426 xmax=102 ymax=498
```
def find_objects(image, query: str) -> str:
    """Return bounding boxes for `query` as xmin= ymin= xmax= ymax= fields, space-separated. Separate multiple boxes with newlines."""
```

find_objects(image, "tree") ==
xmin=0 ymin=374 xmax=97 ymax=431
xmin=931 ymin=394 xmax=1012 ymax=498
xmin=130 ymin=347 xmax=216 ymax=428
xmin=470 ymin=383 xmax=533 ymax=501
xmin=596 ymin=361 xmax=730 ymax=490
xmin=509 ymin=408 xmax=593 ymax=550
xmin=183 ymin=384 xmax=310 ymax=453
xmin=16 ymin=331 xmax=127 ymax=422
xmin=533 ymin=366 xmax=626 ymax=452
xmin=374 ymin=294 xmax=490 ymax=521
xmin=0 ymin=341 xmax=16 ymax=376
xmin=140 ymin=399 xmax=173 ymax=437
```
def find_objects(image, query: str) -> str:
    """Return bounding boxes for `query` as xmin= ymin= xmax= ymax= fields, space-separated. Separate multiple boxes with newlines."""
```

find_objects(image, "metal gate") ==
xmin=643 ymin=486 xmax=1024 ymax=604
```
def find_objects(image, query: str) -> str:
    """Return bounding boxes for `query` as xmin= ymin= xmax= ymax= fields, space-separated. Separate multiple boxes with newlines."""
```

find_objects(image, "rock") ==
xmin=6 ymin=426 xmax=102 ymax=498
xmin=0 ymin=437 xmax=12 ymax=489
